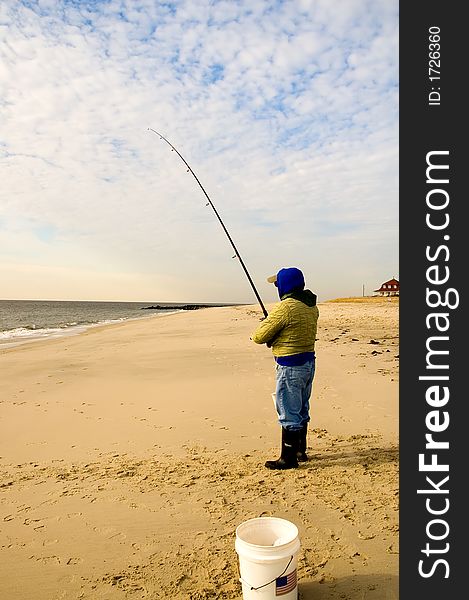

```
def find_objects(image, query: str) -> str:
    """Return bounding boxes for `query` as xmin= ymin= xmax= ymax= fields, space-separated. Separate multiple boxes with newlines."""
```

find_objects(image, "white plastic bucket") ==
xmin=235 ymin=517 xmax=300 ymax=599
xmin=271 ymin=392 xmax=277 ymax=409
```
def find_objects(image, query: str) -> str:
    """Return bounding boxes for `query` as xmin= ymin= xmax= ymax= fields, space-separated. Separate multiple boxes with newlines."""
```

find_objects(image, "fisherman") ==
xmin=251 ymin=267 xmax=319 ymax=470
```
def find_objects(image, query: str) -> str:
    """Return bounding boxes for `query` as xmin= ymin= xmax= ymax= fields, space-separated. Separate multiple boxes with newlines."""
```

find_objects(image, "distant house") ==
xmin=374 ymin=277 xmax=399 ymax=297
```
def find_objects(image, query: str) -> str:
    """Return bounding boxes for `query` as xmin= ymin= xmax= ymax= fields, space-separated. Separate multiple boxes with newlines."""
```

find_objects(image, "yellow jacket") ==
xmin=252 ymin=296 xmax=319 ymax=357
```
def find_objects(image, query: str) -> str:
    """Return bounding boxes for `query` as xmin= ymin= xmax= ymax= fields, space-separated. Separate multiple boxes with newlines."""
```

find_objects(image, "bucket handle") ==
xmin=239 ymin=555 xmax=294 ymax=591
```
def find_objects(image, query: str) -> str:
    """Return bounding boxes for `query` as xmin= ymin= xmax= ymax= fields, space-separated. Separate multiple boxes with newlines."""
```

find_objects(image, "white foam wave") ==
xmin=0 ymin=312 xmax=180 ymax=349
xmin=0 ymin=326 xmax=68 ymax=340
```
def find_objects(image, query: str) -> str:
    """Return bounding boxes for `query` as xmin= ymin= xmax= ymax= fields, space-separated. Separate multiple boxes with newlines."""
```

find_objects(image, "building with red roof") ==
xmin=374 ymin=278 xmax=399 ymax=296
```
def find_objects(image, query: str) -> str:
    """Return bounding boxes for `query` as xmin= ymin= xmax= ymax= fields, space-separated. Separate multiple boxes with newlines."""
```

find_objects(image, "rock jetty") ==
xmin=141 ymin=304 xmax=215 ymax=311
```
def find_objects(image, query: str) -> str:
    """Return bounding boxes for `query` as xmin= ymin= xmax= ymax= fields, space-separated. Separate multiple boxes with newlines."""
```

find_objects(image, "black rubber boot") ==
xmin=265 ymin=428 xmax=300 ymax=470
xmin=297 ymin=424 xmax=308 ymax=462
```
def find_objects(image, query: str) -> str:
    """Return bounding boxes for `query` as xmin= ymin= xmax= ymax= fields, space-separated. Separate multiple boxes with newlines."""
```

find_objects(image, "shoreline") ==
xmin=0 ymin=309 xmax=184 ymax=351
xmin=0 ymin=299 xmax=398 ymax=599
xmin=0 ymin=296 xmax=397 ymax=351
xmin=0 ymin=303 xmax=237 ymax=351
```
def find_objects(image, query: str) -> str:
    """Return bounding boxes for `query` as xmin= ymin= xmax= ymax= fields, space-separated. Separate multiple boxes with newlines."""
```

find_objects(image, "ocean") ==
xmin=0 ymin=300 xmax=222 ymax=349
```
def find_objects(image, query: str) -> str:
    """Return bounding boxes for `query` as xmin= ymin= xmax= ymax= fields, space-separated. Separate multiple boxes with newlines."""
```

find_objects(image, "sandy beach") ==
xmin=0 ymin=298 xmax=398 ymax=600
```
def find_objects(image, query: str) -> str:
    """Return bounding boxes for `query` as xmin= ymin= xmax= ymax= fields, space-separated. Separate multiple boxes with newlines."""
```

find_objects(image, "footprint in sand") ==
xmin=93 ymin=525 xmax=127 ymax=541
xmin=23 ymin=517 xmax=42 ymax=526
xmin=29 ymin=555 xmax=61 ymax=565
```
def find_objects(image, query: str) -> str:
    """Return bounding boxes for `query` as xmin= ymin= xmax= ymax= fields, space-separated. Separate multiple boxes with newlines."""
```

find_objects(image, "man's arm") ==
xmin=252 ymin=304 xmax=287 ymax=345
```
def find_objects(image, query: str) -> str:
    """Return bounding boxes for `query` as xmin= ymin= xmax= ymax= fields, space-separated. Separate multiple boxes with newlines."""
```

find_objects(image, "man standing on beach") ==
xmin=251 ymin=267 xmax=319 ymax=470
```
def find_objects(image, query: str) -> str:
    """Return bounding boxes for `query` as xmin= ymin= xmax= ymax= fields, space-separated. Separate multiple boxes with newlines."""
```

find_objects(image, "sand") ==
xmin=0 ymin=298 xmax=398 ymax=600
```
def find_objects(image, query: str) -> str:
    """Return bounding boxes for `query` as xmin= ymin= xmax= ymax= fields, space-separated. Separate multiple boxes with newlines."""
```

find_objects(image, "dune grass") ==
xmin=326 ymin=295 xmax=399 ymax=304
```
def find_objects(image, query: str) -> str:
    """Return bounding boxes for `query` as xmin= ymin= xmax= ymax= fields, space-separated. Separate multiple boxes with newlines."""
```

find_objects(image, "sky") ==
xmin=0 ymin=0 xmax=398 ymax=304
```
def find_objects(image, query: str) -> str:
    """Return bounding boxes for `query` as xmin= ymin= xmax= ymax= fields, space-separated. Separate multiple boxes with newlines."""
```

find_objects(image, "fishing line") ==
xmin=148 ymin=128 xmax=268 ymax=318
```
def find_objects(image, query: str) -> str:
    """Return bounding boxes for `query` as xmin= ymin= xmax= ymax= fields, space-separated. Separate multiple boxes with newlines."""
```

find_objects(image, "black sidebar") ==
xmin=400 ymin=3 xmax=464 ymax=599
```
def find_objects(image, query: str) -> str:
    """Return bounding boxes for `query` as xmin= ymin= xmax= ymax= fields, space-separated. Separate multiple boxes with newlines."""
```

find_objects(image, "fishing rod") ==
xmin=148 ymin=128 xmax=268 ymax=319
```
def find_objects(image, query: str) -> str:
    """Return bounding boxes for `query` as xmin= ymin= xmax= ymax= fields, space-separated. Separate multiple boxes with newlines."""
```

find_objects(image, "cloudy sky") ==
xmin=1 ymin=0 xmax=398 ymax=304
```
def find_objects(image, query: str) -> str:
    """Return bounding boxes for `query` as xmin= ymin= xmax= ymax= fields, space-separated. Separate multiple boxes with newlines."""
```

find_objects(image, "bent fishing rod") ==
xmin=148 ymin=128 xmax=268 ymax=319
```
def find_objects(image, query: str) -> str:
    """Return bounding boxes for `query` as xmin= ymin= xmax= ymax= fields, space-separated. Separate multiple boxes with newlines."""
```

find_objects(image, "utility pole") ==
xmin=362 ymin=284 xmax=365 ymax=297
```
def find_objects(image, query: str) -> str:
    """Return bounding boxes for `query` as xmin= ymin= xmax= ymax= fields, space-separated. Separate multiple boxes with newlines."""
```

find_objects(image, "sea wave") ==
xmin=1 ymin=326 xmax=70 ymax=339
xmin=0 ymin=324 xmax=88 ymax=346
xmin=0 ymin=312 xmax=181 ymax=349
xmin=0 ymin=320 xmax=122 ymax=348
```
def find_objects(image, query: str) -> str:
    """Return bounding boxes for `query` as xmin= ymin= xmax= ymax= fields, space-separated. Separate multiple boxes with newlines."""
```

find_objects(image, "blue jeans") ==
xmin=275 ymin=359 xmax=315 ymax=431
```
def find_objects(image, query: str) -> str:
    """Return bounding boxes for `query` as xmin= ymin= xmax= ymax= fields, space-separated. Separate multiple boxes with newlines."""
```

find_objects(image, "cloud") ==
xmin=1 ymin=0 xmax=398 ymax=302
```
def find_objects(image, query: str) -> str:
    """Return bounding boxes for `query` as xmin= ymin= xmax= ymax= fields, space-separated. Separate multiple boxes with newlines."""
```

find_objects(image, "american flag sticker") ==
xmin=276 ymin=569 xmax=297 ymax=596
